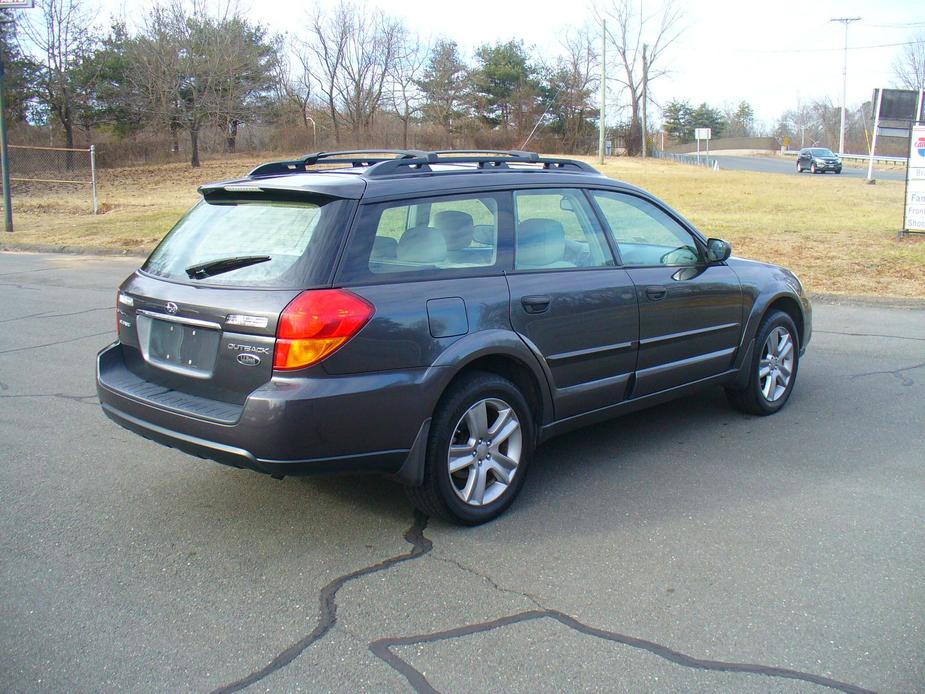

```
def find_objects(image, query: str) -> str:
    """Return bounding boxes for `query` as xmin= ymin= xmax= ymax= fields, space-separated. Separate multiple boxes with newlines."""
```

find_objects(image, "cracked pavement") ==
xmin=1 ymin=251 xmax=923 ymax=692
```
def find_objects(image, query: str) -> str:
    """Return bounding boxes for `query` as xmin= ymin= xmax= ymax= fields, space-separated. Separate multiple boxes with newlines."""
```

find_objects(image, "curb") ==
xmin=0 ymin=242 xmax=148 ymax=258
xmin=808 ymin=292 xmax=925 ymax=310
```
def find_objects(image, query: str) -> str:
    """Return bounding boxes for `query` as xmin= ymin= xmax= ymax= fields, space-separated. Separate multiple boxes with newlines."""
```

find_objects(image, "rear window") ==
xmin=142 ymin=195 xmax=351 ymax=288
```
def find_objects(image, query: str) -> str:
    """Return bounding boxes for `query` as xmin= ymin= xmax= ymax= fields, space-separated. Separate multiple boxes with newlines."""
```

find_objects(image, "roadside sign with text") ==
xmin=695 ymin=128 xmax=711 ymax=141
xmin=905 ymin=125 xmax=925 ymax=232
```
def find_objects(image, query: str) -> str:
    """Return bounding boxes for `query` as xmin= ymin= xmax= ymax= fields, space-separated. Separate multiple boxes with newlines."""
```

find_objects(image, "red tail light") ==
xmin=273 ymin=289 xmax=374 ymax=370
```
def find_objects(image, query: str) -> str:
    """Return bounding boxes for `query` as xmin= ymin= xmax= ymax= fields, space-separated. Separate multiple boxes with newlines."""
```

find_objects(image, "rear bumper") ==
xmin=96 ymin=342 xmax=434 ymax=477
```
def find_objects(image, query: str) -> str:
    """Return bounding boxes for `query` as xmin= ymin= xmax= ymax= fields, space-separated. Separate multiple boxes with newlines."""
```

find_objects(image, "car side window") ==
xmin=512 ymin=189 xmax=614 ymax=270
xmin=339 ymin=193 xmax=503 ymax=280
xmin=591 ymin=191 xmax=702 ymax=267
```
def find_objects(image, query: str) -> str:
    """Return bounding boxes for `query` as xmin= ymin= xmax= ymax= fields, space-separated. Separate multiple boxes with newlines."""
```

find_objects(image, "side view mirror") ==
xmin=706 ymin=238 xmax=732 ymax=263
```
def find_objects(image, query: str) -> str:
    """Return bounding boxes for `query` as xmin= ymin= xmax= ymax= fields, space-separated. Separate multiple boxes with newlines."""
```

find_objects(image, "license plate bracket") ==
xmin=137 ymin=315 xmax=220 ymax=377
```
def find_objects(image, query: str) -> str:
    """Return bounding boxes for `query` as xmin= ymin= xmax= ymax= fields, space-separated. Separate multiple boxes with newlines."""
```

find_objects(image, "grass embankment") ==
xmin=3 ymin=153 xmax=922 ymax=297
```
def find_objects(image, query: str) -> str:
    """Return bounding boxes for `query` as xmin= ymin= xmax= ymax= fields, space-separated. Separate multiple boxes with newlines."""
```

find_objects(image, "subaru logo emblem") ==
xmin=236 ymin=353 xmax=261 ymax=367
xmin=165 ymin=302 xmax=179 ymax=314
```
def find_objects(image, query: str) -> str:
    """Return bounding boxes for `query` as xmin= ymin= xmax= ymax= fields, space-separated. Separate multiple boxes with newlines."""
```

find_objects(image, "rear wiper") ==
xmin=185 ymin=255 xmax=271 ymax=279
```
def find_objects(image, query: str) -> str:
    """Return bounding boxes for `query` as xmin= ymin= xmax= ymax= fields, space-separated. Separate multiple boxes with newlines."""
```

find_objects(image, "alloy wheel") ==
xmin=447 ymin=398 xmax=522 ymax=506
xmin=759 ymin=326 xmax=795 ymax=402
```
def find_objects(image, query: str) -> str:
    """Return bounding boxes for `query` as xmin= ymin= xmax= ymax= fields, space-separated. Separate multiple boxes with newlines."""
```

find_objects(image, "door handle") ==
xmin=521 ymin=295 xmax=551 ymax=314
xmin=645 ymin=286 xmax=667 ymax=301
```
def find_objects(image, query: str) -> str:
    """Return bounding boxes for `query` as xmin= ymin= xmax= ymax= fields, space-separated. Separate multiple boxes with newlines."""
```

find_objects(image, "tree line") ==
xmin=1 ymin=0 xmax=604 ymax=166
xmin=2 ymin=1 xmax=920 ymax=166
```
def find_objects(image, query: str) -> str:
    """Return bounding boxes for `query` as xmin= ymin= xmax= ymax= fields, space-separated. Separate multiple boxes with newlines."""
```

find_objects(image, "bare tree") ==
xmin=302 ymin=1 xmax=402 ymax=144
xmin=389 ymin=32 xmax=427 ymax=149
xmin=597 ymin=0 xmax=683 ymax=155
xmin=303 ymin=4 xmax=349 ymax=144
xmin=22 ymin=0 xmax=96 ymax=150
xmin=893 ymin=33 xmax=925 ymax=91
xmin=273 ymin=39 xmax=314 ymax=129
xmin=336 ymin=4 xmax=402 ymax=134
xmin=130 ymin=2 xmax=268 ymax=167
xmin=546 ymin=28 xmax=599 ymax=151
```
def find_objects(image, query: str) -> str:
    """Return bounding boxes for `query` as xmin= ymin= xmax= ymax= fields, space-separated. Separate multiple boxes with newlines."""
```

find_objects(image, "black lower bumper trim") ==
xmin=101 ymin=403 xmax=408 ymax=477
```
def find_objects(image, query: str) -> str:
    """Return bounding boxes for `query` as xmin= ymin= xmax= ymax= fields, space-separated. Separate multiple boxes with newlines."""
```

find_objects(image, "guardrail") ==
xmin=651 ymin=150 xmax=719 ymax=170
xmin=782 ymin=150 xmax=907 ymax=165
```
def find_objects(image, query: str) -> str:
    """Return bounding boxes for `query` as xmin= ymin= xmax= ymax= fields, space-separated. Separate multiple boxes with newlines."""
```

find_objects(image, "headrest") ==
xmin=517 ymin=218 xmax=566 ymax=267
xmin=433 ymin=210 xmax=475 ymax=251
xmin=397 ymin=226 xmax=447 ymax=264
xmin=472 ymin=224 xmax=495 ymax=245
xmin=371 ymin=235 xmax=398 ymax=259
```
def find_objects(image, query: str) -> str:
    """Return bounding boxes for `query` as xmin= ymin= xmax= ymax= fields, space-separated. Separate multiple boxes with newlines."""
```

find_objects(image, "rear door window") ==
xmin=142 ymin=195 xmax=351 ymax=288
xmin=338 ymin=192 xmax=509 ymax=282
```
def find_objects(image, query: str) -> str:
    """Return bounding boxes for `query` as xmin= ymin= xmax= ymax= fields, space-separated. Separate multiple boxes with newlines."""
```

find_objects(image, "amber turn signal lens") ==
xmin=273 ymin=290 xmax=374 ymax=370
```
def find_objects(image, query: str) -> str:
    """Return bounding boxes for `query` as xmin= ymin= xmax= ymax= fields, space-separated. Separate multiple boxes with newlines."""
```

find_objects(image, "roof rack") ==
xmin=247 ymin=149 xmax=599 ymax=179
xmin=366 ymin=150 xmax=599 ymax=176
xmin=248 ymin=150 xmax=425 ymax=178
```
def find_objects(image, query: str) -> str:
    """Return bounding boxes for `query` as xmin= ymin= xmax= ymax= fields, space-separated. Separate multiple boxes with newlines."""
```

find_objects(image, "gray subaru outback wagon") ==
xmin=97 ymin=150 xmax=811 ymax=524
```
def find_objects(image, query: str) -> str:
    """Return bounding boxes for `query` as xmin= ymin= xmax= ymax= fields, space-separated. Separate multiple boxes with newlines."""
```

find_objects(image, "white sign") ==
xmin=695 ymin=128 xmax=712 ymax=141
xmin=0 ymin=0 xmax=35 ymax=7
xmin=906 ymin=124 xmax=925 ymax=232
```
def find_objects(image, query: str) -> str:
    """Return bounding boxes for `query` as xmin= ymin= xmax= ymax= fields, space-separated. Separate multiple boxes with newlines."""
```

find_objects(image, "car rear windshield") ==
xmin=810 ymin=148 xmax=835 ymax=156
xmin=142 ymin=194 xmax=351 ymax=288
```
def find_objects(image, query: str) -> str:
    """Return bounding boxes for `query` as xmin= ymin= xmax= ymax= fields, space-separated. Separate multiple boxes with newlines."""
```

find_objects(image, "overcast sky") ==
xmin=95 ymin=0 xmax=925 ymax=126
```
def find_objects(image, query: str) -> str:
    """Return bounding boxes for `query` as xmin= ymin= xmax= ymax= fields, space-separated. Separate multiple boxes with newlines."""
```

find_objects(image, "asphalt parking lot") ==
xmin=1 ymin=251 xmax=923 ymax=693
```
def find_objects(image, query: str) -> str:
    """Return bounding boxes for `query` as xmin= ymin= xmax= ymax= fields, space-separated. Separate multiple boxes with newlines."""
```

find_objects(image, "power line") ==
xmin=742 ymin=39 xmax=920 ymax=54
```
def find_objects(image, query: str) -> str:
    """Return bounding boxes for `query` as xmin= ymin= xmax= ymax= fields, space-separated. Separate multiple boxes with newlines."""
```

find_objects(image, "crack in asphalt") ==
xmin=0 ymin=330 xmax=112 ymax=356
xmin=368 ymin=610 xmax=876 ymax=694
xmin=849 ymin=362 xmax=925 ymax=387
xmin=0 ymin=306 xmax=113 ymax=324
xmin=207 ymin=511 xmax=874 ymax=694
xmin=0 ymin=392 xmax=98 ymax=405
xmin=0 ymin=266 xmax=61 ymax=277
xmin=430 ymin=553 xmax=544 ymax=609
xmin=210 ymin=510 xmax=432 ymax=694
xmin=0 ymin=281 xmax=40 ymax=290
xmin=815 ymin=329 xmax=925 ymax=342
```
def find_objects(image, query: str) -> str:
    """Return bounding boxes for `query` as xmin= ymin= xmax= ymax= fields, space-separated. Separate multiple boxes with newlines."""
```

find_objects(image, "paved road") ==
xmin=710 ymin=155 xmax=907 ymax=181
xmin=1 ymin=251 xmax=923 ymax=693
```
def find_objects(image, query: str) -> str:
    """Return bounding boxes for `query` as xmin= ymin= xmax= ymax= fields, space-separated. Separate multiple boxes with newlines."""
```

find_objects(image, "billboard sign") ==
xmin=905 ymin=124 xmax=925 ymax=232
xmin=695 ymin=128 xmax=712 ymax=141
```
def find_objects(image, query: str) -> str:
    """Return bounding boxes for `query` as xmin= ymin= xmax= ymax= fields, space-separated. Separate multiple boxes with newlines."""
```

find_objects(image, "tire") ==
xmin=796 ymin=162 xmax=803 ymax=173
xmin=810 ymin=163 xmax=817 ymax=174
xmin=405 ymin=371 xmax=535 ymax=525
xmin=725 ymin=310 xmax=800 ymax=416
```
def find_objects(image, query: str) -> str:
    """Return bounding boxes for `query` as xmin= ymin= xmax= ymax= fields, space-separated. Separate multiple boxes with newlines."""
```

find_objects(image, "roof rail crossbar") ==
xmin=249 ymin=149 xmax=424 ymax=178
xmin=365 ymin=152 xmax=599 ymax=177
xmin=423 ymin=149 xmax=540 ymax=162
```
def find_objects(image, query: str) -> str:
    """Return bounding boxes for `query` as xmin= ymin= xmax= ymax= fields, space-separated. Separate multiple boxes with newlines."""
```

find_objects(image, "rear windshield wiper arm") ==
xmin=185 ymin=255 xmax=271 ymax=279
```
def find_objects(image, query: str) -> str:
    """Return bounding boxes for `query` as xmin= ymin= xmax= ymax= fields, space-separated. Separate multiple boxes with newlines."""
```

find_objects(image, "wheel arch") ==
xmin=392 ymin=333 xmax=553 ymax=487
xmin=764 ymin=295 xmax=805 ymax=347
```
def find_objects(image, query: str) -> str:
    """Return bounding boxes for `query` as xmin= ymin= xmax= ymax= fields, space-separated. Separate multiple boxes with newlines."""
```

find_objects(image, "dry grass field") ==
xmin=2 ymin=153 xmax=922 ymax=297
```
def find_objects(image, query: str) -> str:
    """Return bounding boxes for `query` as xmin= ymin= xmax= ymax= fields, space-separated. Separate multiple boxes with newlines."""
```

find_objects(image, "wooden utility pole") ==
xmin=598 ymin=19 xmax=606 ymax=165
xmin=641 ymin=43 xmax=648 ymax=158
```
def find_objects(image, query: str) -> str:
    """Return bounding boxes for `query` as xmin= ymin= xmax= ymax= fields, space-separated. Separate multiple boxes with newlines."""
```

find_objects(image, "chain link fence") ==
xmin=7 ymin=144 xmax=98 ymax=214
